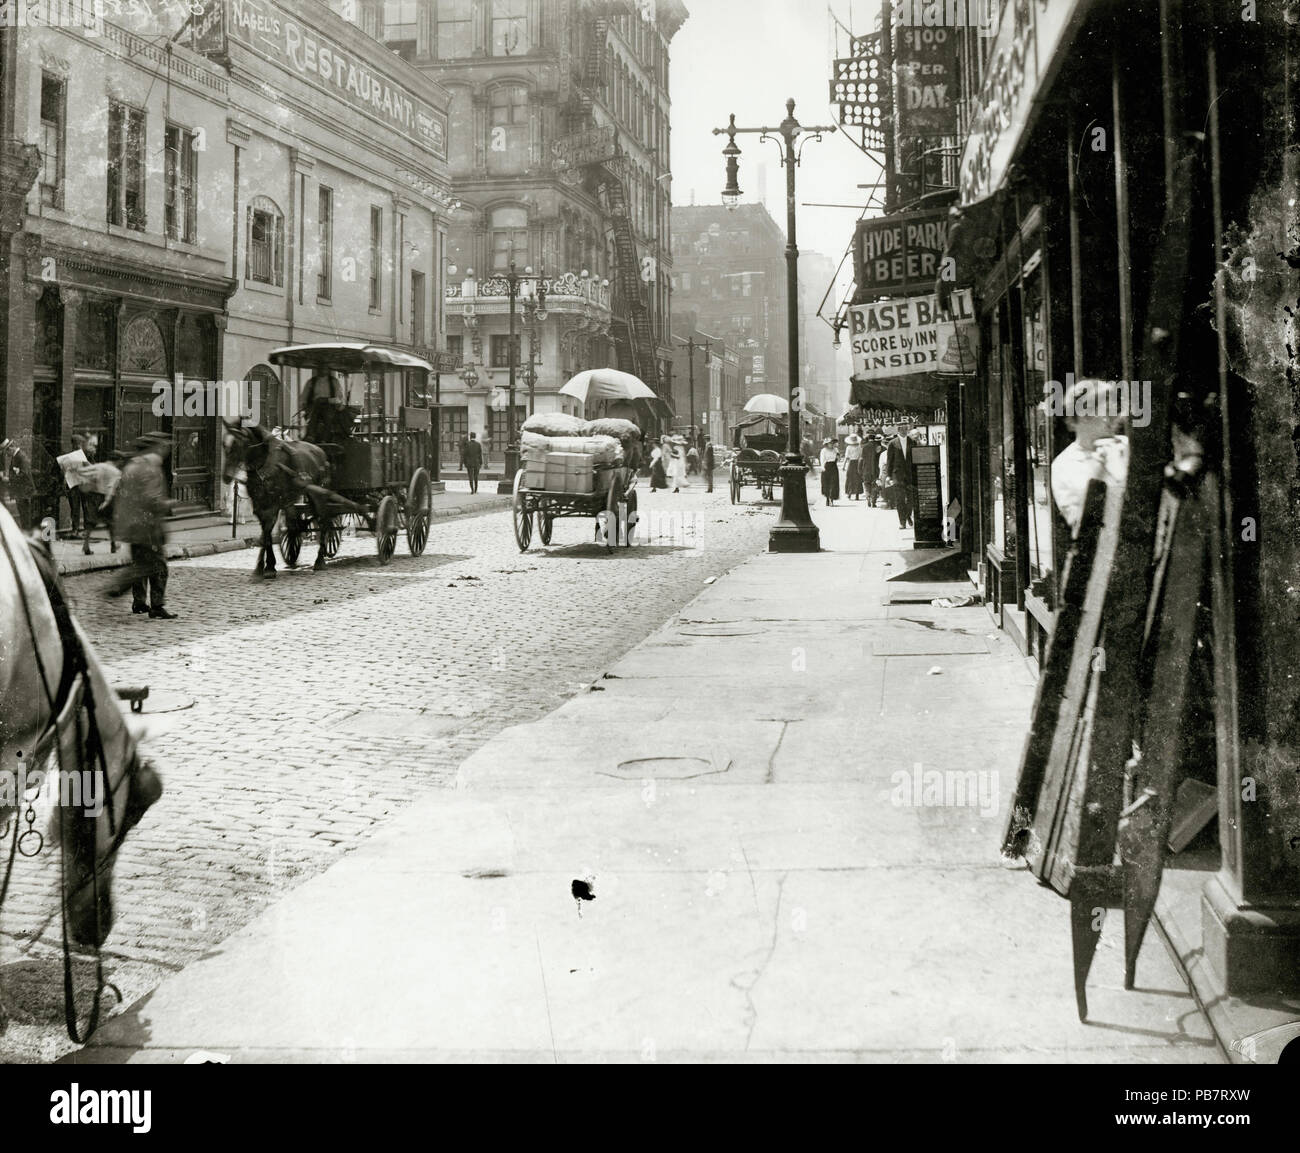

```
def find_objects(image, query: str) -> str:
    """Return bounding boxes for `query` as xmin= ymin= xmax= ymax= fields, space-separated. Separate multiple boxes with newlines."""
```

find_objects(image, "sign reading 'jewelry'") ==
xmin=218 ymin=0 xmax=448 ymax=159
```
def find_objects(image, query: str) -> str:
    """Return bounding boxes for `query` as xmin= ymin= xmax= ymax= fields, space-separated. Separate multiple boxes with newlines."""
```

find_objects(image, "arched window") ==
xmin=489 ymin=206 xmax=529 ymax=271
xmin=246 ymin=196 xmax=284 ymax=286
xmin=245 ymin=364 xmax=282 ymax=428
xmin=488 ymin=84 xmax=528 ymax=172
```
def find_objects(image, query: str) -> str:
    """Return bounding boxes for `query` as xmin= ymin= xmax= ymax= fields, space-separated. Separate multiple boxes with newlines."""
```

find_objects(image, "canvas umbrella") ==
xmin=743 ymin=393 xmax=789 ymax=416
xmin=559 ymin=368 xmax=659 ymax=406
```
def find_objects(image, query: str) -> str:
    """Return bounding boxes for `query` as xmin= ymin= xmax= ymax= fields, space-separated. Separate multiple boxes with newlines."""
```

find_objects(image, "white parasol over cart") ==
xmin=743 ymin=393 xmax=790 ymax=416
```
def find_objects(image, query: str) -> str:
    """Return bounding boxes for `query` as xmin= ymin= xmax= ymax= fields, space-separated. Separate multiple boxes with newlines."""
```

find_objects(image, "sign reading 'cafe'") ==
xmin=191 ymin=0 xmax=448 ymax=160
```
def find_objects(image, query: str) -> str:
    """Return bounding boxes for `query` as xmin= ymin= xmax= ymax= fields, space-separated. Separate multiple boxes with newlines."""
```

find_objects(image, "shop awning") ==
xmin=850 ymin=374 xmax=950 ymax=412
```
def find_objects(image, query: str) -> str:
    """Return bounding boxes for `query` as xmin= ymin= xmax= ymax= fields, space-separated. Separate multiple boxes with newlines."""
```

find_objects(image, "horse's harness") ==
xmin=0 ymin=526 xmax=131 ymax=1042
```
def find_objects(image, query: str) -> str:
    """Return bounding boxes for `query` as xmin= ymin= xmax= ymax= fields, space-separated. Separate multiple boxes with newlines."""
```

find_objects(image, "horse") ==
xmin=221 ymin=421 xmax=334 ymax=578
xmin=0 ymin=504 xmax=162 ymax=1040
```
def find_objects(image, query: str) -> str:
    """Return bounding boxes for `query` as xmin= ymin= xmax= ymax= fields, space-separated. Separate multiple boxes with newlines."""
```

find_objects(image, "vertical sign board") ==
xmin=893 ymin=17 xmax=960 ymax=137
xmin=959 ymin=0 xmax=1091 ymax=206
xmin=910 ymin=444 xmax=945 ymax=547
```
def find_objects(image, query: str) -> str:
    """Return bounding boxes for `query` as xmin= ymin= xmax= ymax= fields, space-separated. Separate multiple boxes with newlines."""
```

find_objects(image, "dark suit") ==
xmin=885 ymin=435 xmax=915 ymax=528
xmin=460 ymin=437 xmax=483 ymax=492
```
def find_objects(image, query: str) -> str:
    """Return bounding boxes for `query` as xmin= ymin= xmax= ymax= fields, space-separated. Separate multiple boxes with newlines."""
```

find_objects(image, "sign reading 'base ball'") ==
xmin=849 ymin=289 xmax=976 ymax=380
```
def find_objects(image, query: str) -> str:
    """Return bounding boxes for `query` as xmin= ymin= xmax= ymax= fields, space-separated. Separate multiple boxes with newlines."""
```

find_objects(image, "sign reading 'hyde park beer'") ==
xmin=855 ymin=208 xmax=949 ymax=297
xmin=218 ymin=0 xmax=448 ymax=159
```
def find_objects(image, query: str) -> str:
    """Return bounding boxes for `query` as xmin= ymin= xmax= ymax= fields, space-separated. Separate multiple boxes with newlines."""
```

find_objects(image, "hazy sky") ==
xmin=669 ymin=0 xmax=884 ymax=311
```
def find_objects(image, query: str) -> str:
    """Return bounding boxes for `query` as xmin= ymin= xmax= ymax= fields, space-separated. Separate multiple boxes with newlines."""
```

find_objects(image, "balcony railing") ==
xmin=446 ymin=270 xmax=611 ymax=311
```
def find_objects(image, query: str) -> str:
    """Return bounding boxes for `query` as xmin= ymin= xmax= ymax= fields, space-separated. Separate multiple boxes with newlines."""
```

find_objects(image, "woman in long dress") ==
xmin=843 ymin=433 xmax=864 ymax=500
xmin=819 ymin=439 xmax=840 ymax=506
xmin=669 ymin=437 xmax=688 ymax=493
xmin=649 ymin=437 xmax=668 ymax=491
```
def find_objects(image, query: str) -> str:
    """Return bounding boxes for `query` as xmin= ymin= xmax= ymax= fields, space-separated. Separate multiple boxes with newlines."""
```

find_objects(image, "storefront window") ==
xmin=1022 ymin=264 xmax=1054 ymax=584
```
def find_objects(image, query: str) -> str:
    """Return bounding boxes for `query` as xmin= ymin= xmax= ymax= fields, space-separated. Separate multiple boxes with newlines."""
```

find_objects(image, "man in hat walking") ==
xmin=460 ymin=431 xmax=483 ymax=494
xmin=106 ymin=432 xmax=177 ymax=618
xmin=884 ymin=421 xmax=916 ymax=530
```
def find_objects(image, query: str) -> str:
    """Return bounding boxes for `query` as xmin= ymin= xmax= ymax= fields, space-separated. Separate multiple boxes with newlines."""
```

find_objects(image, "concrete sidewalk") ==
xmin=52 ymin=483 xmax=510 ymax=577
xmin=69 ymin=495 xmax=1219 ymax=1063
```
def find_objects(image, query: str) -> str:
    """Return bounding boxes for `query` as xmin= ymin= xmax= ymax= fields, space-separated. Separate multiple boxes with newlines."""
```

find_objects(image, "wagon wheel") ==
xmin=280 ymin=528 xmax=303 ymax=567
xmin=406 ymin=467 xmax=432 ymax=556
xmin=729 ymin=464 xmax=741 ymax=504
xmin=512 ymin=469 xmax=532 ymax=551
xmin=375 ymin=494 xmax=400 ymax=565
xmin=622 ymin=484 xmax=638 ymax=548
xmin=537 ymin=511 xmax=553 ymax=544
xmin=321 ymin=518 xmax=342 ymax=559
xmin=280 ymin=508 xmax=307 ymax=567
xmin=603 ymin=476 xmax=620 ymax=553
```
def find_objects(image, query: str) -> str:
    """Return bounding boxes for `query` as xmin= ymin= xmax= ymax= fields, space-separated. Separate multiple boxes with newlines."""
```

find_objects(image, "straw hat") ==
xmin=846 ymin=433 xmax=862 ymax=445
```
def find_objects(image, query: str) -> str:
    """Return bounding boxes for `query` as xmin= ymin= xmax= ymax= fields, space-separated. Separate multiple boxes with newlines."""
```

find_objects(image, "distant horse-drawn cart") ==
xmin=729 ymin=413 xmax=787 ymax=504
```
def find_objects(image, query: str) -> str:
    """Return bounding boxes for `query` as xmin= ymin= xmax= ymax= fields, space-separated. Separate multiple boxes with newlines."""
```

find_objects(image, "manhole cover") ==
xmin=604 ymin=756 xmax=730 ymax=779
xmin=677 ymin=624 xmax=762 ymax=637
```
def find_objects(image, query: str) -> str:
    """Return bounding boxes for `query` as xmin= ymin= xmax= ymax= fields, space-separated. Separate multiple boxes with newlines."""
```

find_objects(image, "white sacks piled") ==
xmin=520 ymin=430 xmax=620 ymax=493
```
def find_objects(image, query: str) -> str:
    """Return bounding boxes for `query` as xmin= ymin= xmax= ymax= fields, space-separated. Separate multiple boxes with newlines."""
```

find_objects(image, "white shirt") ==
xmin=1051 ymin=436 xmax=1129 ymax=534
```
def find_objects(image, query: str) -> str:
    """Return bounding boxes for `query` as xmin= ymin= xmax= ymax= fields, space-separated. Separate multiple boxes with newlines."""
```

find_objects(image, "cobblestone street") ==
xmin=0 ymin=482 xmax=773 ymax=1061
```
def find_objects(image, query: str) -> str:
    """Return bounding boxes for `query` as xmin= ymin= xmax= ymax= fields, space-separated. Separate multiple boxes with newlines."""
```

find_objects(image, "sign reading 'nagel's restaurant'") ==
xmin=219 ymin=0 xmax=447 ymax=159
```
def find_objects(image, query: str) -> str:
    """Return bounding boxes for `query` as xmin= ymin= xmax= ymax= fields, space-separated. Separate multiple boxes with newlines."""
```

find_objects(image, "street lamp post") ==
xmin=496 ymin=261 xmax=545 ymax=494
xmin=714 ymin=100 xmax=836 ymax=553
xmin=521 ymin=275 xmax=548 ymax=417
xmin=676 ymin=334 xmax=710 ymax=446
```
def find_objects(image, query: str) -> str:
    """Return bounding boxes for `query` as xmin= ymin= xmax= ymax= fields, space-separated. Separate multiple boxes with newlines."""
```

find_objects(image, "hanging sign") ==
xmin=894 ymin=20 xmax=959 ymax=137
xmin=849 ymin=289 xmax=976 ymax=380
xmin=958 ymin=0 xmax=1091 ymax=205
xmin=855 ymin=208 xmax=950 ymax=297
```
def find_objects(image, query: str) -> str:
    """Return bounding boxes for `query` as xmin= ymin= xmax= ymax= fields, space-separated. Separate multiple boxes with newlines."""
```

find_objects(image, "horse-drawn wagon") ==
xmin=222 ymin=342 xmax=436 ymax=577
xmin=511 ymin=369 xmax=654 ymax=553
xmin=729 ymin=413 xmax=787 ymax=504
xmin=512 ymin=436 xmax=638 ymax=552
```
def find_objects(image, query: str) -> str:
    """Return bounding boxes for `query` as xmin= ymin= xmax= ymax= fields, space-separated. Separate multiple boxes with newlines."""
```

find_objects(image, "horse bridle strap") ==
xmin=0 ymin=526 xmax=114 ymax=1042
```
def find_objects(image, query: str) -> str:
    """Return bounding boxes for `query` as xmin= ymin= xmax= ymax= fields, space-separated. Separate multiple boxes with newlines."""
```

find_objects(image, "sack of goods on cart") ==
xmin=519 ymin=415 xmax=643 ymax=494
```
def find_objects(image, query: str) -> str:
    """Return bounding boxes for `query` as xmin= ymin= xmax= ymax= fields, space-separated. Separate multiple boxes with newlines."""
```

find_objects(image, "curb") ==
xmin=58 ymin=498 xmax=513 ymax=577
